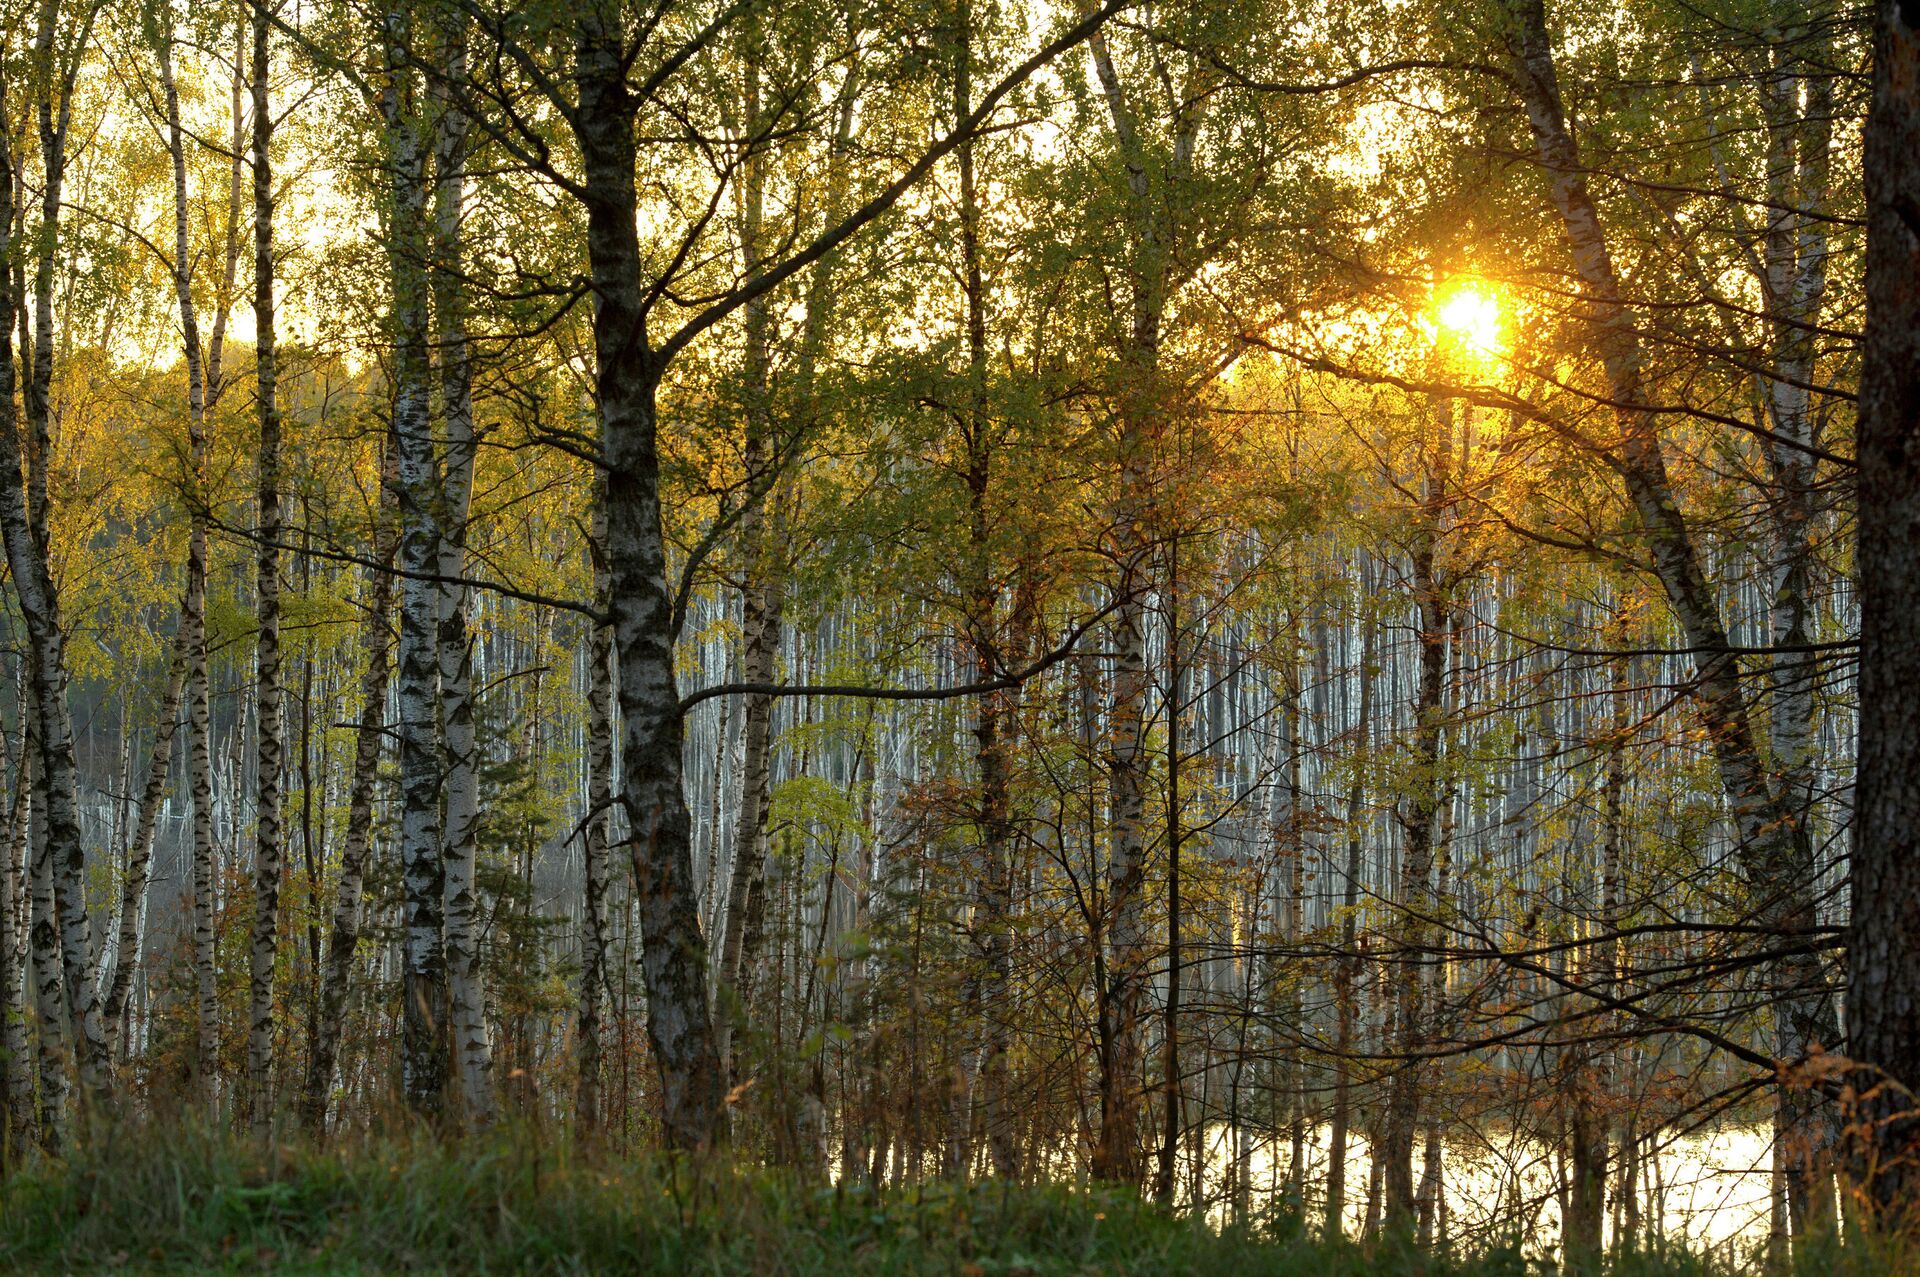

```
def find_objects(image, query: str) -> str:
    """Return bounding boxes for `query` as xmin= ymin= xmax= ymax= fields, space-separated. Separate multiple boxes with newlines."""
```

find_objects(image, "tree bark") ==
xmin=839 ymin=744 xmax=879 ymax=1182
xmin=25 ymin=735 xmax=66 ymax=1150
xmin=964 ymin=485 xmax=1021 ymax=1174
xmin=379 ymin=0 xmax=448 ymax=1121
xmin=1565 ymin=650 xmax=1627 ymax=1266
xmin=715 ymin=45 xmax=779 ymax=1108
xmin=155 ymin=11 xmax=227 ymax=1125
xmin=578 ymin=474 xmax=614 ymax=1130
xmin=0 ymin=158 xmax=37 ymax=1152
xmin=1381 ymin=401 xmax=1454 ymax=1233
xmin=1077 ymin=10 xmax=1213 ymax=1185
xmin=431 ymin=17 xmax=491 ymax=1127
xmin=0 ymin=713 xmax=29 ymax=1154
xmin=1757 ymin=2 xmax=1831 ymax=849
xmin=946 ymin=2 xmax=1019 ymax=1180
xmin=1847 ymin=0 xmax=1920 ymax=1223
xmin=247 ymin=0 xmax=286 ymax=1136
xmin=1380 ymin=581 xmax=1442 ymax=1229
xmin=18 ymin=0 xmax=109 ymax=1111
xmin=1154 ymin=541 xmax=1185 ymax=1204
xmin=1082 ymin=17 xmax=1161 ymax=1188
xmin=1757 ymin=22 xmax=1837 ymax=1233
xmin=1327 ymin=555 xmax=1376 ymax=1240
xmin=575 ymin=4 xmax=723 ymax=1150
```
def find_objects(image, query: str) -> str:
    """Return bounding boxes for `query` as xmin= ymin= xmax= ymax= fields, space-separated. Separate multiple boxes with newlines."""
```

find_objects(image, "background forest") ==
xmin=0 ymin=0 xmax=1917 ymax=1271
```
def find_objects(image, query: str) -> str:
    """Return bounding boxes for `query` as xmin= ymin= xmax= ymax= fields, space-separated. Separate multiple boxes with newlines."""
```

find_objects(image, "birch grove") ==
xmin=0 ymin=0 xmax=1915 ymax=1263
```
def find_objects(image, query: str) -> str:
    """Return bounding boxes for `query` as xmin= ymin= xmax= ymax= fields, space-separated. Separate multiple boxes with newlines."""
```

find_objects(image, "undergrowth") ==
xmin=0 ymin=1126 xmax=1906 ymax=1275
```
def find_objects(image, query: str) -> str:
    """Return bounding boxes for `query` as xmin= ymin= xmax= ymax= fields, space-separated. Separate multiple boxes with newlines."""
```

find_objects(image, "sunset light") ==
xmin=2 ymin=0 xmax=1906 ymax=1270
xmin=1432 ymin=281 xmax=1503 ymax=357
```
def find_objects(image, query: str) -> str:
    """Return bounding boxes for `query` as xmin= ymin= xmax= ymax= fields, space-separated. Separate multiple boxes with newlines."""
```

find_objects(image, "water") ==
xmin=1197 ymin=1121 xmax=1774 ymax=1260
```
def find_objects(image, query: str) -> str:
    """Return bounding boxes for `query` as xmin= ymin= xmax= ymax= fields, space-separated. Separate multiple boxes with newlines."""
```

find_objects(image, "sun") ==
xmin=1431 ymin=282 xmax=1503 ymax=357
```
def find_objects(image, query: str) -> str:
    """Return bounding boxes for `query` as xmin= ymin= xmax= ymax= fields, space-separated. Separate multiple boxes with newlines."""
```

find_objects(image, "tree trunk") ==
xmin=1565 ymin=651 xmax=1626 ymax=1267
xmin=1847 ymin=0 xmax=1920 ymax=1222
xmin=25 ymin=737 xmax=66 ymax=1150
xmin=1504 ymin=0 xmax=1841 ymax=1208
xmin=1382 ymin=417 xmax=1451 ymax=1233
xmin=578 ymin=474 xmax=614 ymax=1130
xmin=0 ymin=171 xmax=36 ymax=1153
xmin=1327 ymin=554 xmax=1376 ymax=1240
xmin=156 ymin=14 xmax=226 ymax=1126
xmin=575 ymin=6 xmax=723 ymax=1150
xmin=380 ymin=1 xmax=448 ymax=1121
xmin=0 ymin=714 xmax=29 ymax=1154
xmin=432 ymin=19 xmax=491 ymax=1127
xmin=947 ymin=5 xmax=1018 ymax=1180
xmin=16 ymin=0 xmax=108 ymax=1111
xmin=1154 ymin=541 xmax=1184 ymax=1204
xmin=247 ymin=0 xmax=286 ymax=1136
xmin=1274 ymin=611 xmax=1308 ymax=1206
xmin=1758 ymin=19 xmax=1837 ymax=1235
xmin=1083 ymin=96 xmax=1157 ymax=1169
xmin=1079 ymin=14 xmax=1207 ymax=1183
xmin=1417 ymin=652 xmax=1457 ymax=1251
xmin=839 ymin=745 xmax=878 ymax=1182
xmin=98 ymin=629 xmax=187 ymax=1044
xmin=716 ymin=48 xmax=778 ymax=1104
xmin=1758 ymin=0 xmax=1830 ymax=854
xmin=302 ymin=433 xmax=401 ymax=1132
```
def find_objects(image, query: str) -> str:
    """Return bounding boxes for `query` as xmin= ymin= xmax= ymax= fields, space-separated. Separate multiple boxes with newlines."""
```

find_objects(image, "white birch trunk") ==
xmin=157 ymin=16 xmax=225 ymax=1125
xmin=432 ymin=21 xmax=491 ymax=1126
xmin=380 ymin=1 xmax=447 ymax=1119
xmin=15 ymin=0 xmax=108 ymax=1110
xmin=578 ymin=476 xmax=614 ymax=1129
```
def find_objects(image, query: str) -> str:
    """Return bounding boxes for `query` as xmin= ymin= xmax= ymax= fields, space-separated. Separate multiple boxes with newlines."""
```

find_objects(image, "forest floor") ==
xmin=0 ymin=1127 xmax=1898 ymax=1275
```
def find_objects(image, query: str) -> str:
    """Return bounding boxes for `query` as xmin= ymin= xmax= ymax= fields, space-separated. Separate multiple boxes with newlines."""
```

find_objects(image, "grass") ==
xmin=0 ymin=1127 xmax=1907 ymax=1275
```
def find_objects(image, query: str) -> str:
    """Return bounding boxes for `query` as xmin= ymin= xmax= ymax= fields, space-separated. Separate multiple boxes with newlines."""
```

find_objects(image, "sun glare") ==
xmin=1432 ymin=282 xmax=1503 ymax=357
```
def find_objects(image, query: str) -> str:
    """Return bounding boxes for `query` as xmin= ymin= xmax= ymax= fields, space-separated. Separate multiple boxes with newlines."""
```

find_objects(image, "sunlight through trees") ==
xmin=0 ymin=0 xmax=1912 ymax=1268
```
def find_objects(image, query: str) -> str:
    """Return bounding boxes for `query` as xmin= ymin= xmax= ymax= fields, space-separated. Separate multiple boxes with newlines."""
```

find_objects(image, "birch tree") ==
xmin=1500 ymin=0 xmax=1842 ymax=1226
xmin=449 ymin=0 xmax=1125 ymax=1148
xmin=379 ymin=0 xmax=448 ymax=1119
xmin=431 ymin=12 xmax=492 ymax=1126
xmin=249 ymin=0 xmax=286 ymax=1135
xmin=15 ymin=0 xmax=110 ymax=1110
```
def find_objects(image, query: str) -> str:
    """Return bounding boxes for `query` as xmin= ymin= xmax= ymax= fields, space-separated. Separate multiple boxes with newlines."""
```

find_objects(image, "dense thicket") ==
xmin=0 ymin=0 xmax=1910 ymax=1265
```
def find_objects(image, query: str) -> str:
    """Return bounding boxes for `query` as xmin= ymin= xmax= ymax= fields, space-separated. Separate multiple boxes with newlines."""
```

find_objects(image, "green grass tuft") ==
xmin=0 ymin=1127 xmax=1910 ymax=1275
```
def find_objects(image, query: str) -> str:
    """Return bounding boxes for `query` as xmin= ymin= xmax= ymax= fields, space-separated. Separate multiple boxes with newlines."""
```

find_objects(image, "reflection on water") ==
xmin=1196 ymin=1122 xmax=1774 ymax=1260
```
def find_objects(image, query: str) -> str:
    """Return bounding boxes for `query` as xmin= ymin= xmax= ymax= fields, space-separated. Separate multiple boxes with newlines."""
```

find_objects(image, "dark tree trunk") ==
xmin=1382 ymin=405 xmax=1453 ymax=1232
xmin=575 ymin=5 xmax=723 ymax=1151
xmin=247 ymin=0 xmax=286 ymax=1136
xmin=1848 ymin=0 xmax=1920 ymax=1223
